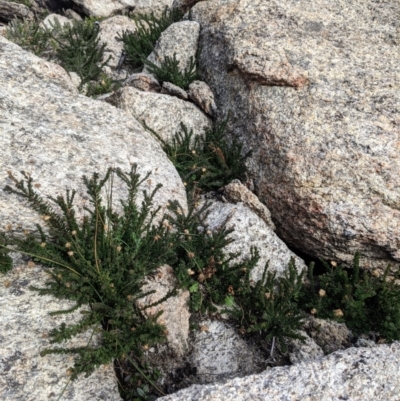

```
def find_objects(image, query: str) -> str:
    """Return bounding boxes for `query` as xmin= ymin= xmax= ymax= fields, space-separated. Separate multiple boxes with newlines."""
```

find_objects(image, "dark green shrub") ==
xmin=0 ymin=166 xmax=261 ymax=388
xmin=143 ymin=54 xmax=198 ymax=90
xmin=165 ymin=198 xmax=259 ymax=312
xmin=1 ymin=167 xmax=178 ymax=382
xmin=230 ymin=257 xmax=307 ymax=352
xmin=117 ymin=7 xmax=183 ymax=70
xmin=298 ymin=253 xmax=400 ymax=341
xmin=147 ymin=119 xmax=251 ymax=193
xmin=51 ymin=20 xmax=111 ymax=90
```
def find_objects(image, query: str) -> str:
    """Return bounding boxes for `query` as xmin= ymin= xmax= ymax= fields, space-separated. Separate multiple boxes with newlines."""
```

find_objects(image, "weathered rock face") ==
xmin=192 ymin=0 xmax=400 ymax=271
xmin=145 ymin=20 xmax=200 ymax=73
xmin=0 ymin=261 xmax=121 ymax=401
xmin=189 ymin=320 xmax=261 ymax=384
xmin=0 ymin=0 xmax=33 ymax=22
xmin=0 ymin=36 xmax=187 ymax=233
xmin=114 ymin=86 xmax=211 ymax=143
xmin=98 ymin=15 xmax=137 ymax=71
xmin=71 ymin=0 xmax=174 ymax=18
xmin=203 ymin=200 xmax=306 ymax=282
xmin=160 ymin=341 xmax=400 ymax=401
xmin=172 ymin=0 xmax=204 ymax=14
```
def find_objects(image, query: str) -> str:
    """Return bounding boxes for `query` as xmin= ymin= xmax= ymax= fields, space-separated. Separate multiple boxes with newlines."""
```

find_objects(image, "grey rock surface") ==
xmin=172 ymin=0 xmax=205 ymax=14
xmin=71 ymin=0 xmax=173 ymax=18
xmin=161 ymin=342 xmax=400 ymax=401
xmin=145 ymin=20 xmax=200 ymax=73
xmin=288 ymin=330 xmax=324 ymax=365
xmin=114 ymin=86 xmax=211 ymax=143
xmin=203 ymin=200 xmax=306 ymax=282
xmin=98 ymin=15 xmax=137 ymax=71
xmin=136 ymin=265 xmax=190 ymax=358
xmin=189 ymin=320 xmax=260 ymax=384
xmin=0 ymin=262 xmax=121 ymax=401
xmin=192 ymin=0 xmax=400 ymax=271
xmin=161 ymin=81 xmax=189 ymax=100
xmin=187 ymin=80 xmax=217 ymax=116
xmin=0 ymin=36 xmax=187 ymax=234
xmin=222 ymin=179 xmax=275 ymax=230
xmin=0 ymin=0 xmax=32 ymax=22
xmin=303 ymin=317 xmax=354 ymax=355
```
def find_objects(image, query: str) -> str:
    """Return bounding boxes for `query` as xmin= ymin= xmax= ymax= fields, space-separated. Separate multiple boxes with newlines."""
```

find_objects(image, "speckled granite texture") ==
xmin=0 ymin=262 xmax=122 ymax=401
xmin=192 ymin=0 xmax=400 ymax=271
xmin=160 ymin=341 xmax=400 ymax=401
xmin=0 ymin=35 xmax=187 ymax=235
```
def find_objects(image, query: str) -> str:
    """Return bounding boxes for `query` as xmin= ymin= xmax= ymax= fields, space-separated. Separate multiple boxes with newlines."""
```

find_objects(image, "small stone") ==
xmin=64 ymin=9 xmax=83 ymax=21
xmin=161 ymin=81 xmax=189 ymax=100
xmin=188 ymin=80 xmax=218 ymax=116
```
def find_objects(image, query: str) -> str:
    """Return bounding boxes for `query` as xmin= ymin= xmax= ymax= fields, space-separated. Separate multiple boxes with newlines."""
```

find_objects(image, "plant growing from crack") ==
xmin=117 ymin=7 xmax=183 ymax=71
xmin=143 ymin=54 xmax=199 ymax=90
xmin=145 ymin=118 xmax=251 ymax=194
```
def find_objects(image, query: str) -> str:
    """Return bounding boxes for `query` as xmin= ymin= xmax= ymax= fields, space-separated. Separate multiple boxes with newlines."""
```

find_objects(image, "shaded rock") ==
xmin=0 ymin=0 xmax=32 ymax=22
xmin=288 ymin=330 xmax=324 ymax=364
xmin=192 ymin=0 xmax=400 ymax=271
xmin=172 ymin=0 xmax=205 ymax=14
xmin=203 ymin=200 xmax=306 ymax=282
xmin=114 ymin=86 xmax=211 ymax=143
xmin=0 ymin=36 xmax=187 ymax=234
xmin=303 ymin=316 xmax=354 ymax=355
xmin=145 ymin=20 xmax=200 ymax=74
xmin=71 ymin=0 xmax=174 ymax=18
xmin=222 ymin=179 xmax=275 ymax=230
xmin=0 ymin=262 xmax=121 ymax=401
xmin=187 ymin=80 xmax=217 ymax=116
xmin=189 ymin=320 xmax=260 ymax=383
xmin=123 ymin=72 xmax=161 ymax=92
xmin=40 ymin=13 xmax=73 ymax=29
xmin=160 ymin=342 xmax=400 ymax=401
xmin=64 ymin=8 xmax=82 ymax=21
xmin=161 ymin=81 xmax=188 ymax=100
xmin=136 ymin=265 xmax=190 ymax=357
xmin=97 ymin=15 xmax=137 ymax=71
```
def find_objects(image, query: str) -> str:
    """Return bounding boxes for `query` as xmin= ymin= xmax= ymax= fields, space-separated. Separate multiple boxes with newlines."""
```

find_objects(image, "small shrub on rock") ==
xmin=117 ymin=7 xmax=183 ymax=70
xmin=143 ymin=54 xmax=198 ymax=90
xmin=51 ymin=20 xmax=111 ymax=90
xmin=228 ymin=256 xmax=307 ymax=352
xmin=298 ymin=254 xmax=400 ymax=342
xmin=148 ymin=119 xmax=251 ymax=193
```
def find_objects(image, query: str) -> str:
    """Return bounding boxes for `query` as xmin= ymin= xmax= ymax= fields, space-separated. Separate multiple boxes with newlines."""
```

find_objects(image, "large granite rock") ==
xmin=71 ymin=0 xmax=174 ymax=18
xmin=160 ymin=342 xmax=400 ymax=401
xmin=0 ymin=261 xmax=121 ymax=401
xmin=192 ymin=0 xmax=400 ymax=271
xmin=0 ymin=35 xmax=187 ymax=234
